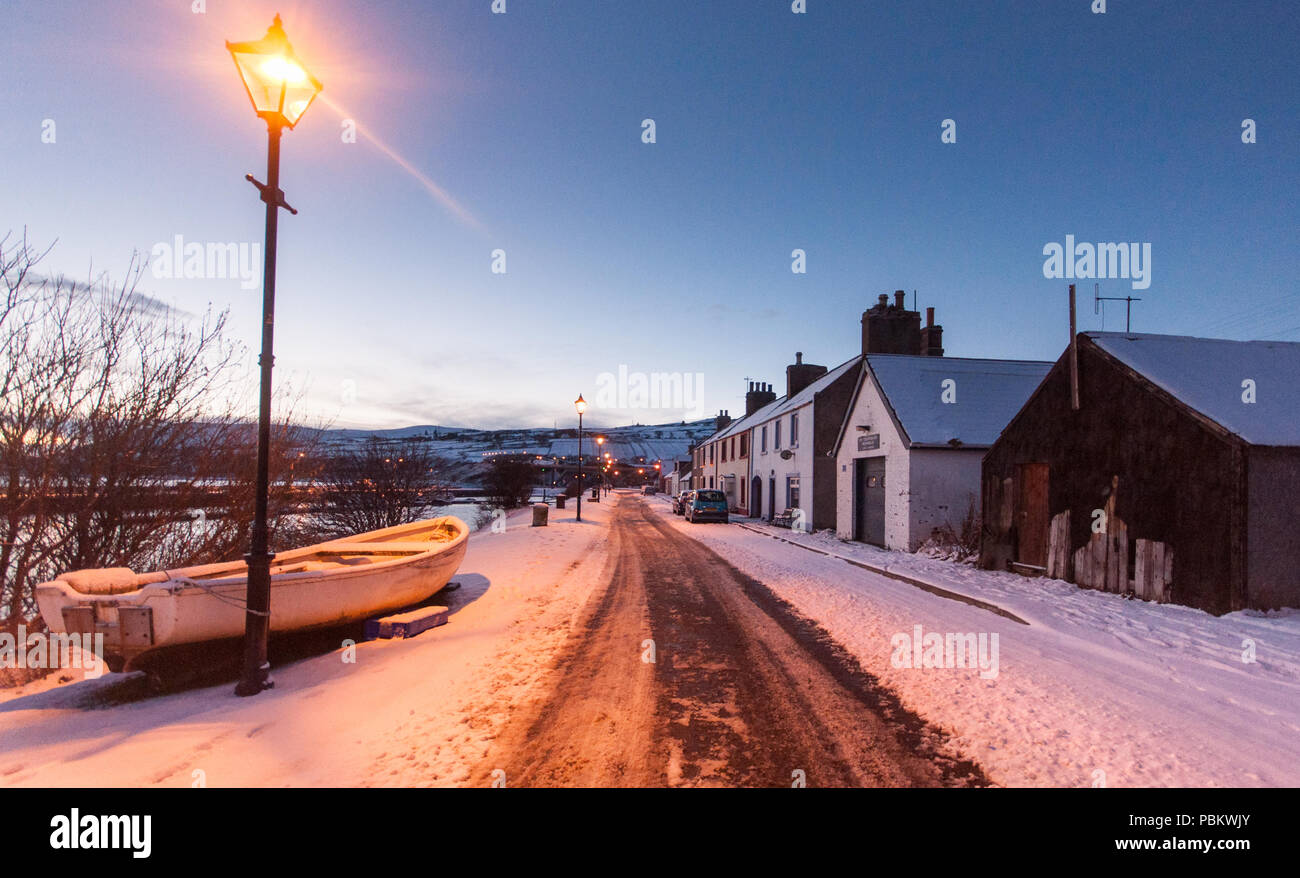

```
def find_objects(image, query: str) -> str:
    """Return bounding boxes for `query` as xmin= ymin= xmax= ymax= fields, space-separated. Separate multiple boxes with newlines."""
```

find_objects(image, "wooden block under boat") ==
xmin=364 ymin=606 xmax=450 ymax=640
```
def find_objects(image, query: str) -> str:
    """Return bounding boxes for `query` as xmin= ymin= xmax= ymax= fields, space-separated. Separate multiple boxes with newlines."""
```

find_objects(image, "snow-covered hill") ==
xmin=317 ymin=418 xmax=713 ymax=477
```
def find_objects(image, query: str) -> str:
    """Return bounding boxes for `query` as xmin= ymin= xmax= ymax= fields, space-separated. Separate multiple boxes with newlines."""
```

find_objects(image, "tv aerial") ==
xmin=1094 ymin=282 xmax=1142 ymax=332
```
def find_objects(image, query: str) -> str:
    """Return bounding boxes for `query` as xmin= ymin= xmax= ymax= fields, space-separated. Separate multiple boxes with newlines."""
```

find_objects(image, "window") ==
xmin=790 ymin=413 xmax=799 ymax=447
xmin=775 ymin=420 xmax=782 ymax=449
xmin=740 ymin=434 xmax=748 ymax=457
xmin=787 ymin=476 xmax=800 ymax=510
xmin=761 ymin=426 xmax=767 ymax=453
xmin=721 ymin=442 xmax=727 ymax=463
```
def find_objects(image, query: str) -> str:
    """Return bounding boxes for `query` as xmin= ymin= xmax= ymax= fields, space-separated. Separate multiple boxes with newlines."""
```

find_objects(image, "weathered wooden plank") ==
xmin=1134 ymin=539 xmax=1173 ymax=603
xmin=1047 ymin=510 xmax=1071 ymax=580
xmin=364 ymin=605 xmax=450 ymax=640
xmin=1073 ymin=544 xmax=1090 ymax=589
xmin=1106 ymin=518 xmax=1128 ymax=593
xmin=1153 ymin=542 xmax=1173 ymax=603
xmin=999 ymin=477 xmax=1015 ymax=535
xmin=1135 ymin=539 xmax=1152 ymax=600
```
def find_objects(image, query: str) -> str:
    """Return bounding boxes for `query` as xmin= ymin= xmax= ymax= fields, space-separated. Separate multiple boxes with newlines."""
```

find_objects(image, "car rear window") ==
xmin=695 ymin=490 xmax=726 ymax=501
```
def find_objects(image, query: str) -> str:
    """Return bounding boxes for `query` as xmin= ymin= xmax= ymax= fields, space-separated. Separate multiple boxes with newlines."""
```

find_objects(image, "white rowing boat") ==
xmin=34 ymin=517 xmax=469 ymax=670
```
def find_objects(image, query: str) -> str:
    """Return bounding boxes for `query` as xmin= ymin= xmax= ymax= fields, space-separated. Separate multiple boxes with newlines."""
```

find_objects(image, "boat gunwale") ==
xmin=35 ymin=516 xmax=470 ymax=601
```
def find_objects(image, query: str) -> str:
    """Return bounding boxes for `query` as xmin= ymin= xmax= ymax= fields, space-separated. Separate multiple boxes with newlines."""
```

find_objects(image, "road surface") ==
xmin=469 ymin=495 xmax=987 ymax=788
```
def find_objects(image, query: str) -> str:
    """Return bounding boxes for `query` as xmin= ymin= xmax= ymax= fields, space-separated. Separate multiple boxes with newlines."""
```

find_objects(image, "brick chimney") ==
xmin=920 ymin=306 xmax=944 ymax=357
xmin=715 ymin=409 xmax=732 ymax=433
xmin=786 ymin=351 xmax=828 ymax=398
xmin=745 ymin=381 xmax=777 ymax=417
xmin=861 ymin=290 xmax=922 ymax=356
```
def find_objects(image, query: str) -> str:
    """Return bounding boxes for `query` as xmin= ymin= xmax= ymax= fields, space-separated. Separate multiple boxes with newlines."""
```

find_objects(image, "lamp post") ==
xmin=226 ymin=15 xmax=322 ymax=697
xmin=574 ymin=395 xmax=587 ymax=522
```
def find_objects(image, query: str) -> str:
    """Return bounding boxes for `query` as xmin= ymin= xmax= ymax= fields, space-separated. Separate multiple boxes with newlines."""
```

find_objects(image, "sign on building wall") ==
xmin=857 ymin=434 xmax=880 ymax=452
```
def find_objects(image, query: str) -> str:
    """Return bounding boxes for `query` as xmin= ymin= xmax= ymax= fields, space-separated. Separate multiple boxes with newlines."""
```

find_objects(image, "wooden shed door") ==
xmin=1016 ymin=463 xmax=1050 ymax=568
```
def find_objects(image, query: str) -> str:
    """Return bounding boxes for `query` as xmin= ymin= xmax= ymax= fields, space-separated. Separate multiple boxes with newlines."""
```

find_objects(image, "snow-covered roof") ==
xmin=865 ymin=355 xmax=1053 ymax=448
xmin=750 ymin=356 xmax=862 ymax=425
xmin=700 ymin=356 xmax=862 ymax=446
xmin=1087 ymin=332 xmax=1300 ymax=446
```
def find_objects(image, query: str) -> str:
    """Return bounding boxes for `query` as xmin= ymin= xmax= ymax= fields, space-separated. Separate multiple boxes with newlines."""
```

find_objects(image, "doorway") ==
xmin=1015 ymin=463 xmax=1050 ymax=568
xmin=854 ymin=457 xmax=886 ymax=546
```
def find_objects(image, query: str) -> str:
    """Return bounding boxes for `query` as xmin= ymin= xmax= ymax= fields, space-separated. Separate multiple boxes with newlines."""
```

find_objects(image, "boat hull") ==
xmin=34 ymin=517 xmax=470 ymax=669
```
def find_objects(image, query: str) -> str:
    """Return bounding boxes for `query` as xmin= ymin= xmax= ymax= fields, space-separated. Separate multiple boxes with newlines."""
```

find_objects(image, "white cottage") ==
xmin=832 ymin=355 xmax=1052 ymax=549
xmin=745 ymin=354 xmax=860 ymax=529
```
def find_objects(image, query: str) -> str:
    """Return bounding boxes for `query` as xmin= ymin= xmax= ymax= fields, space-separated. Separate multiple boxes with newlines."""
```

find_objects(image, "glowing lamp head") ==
xmin=574 ymin=394 xmax=588 ymax=416
xmin=227 ymin=14 xmax=322 ymax=129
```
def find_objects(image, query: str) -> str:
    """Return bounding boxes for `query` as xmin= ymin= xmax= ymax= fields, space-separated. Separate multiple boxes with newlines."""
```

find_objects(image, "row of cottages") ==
xmin=981 ymin=331 xmax=1300 ymax=614
xmin=690 ymin=290 xmax=933 ymax=528
xmin=691 ymin=291 xmax=1049 ymax=541
xmin=690 ymin=357 xmax=858 ymax=530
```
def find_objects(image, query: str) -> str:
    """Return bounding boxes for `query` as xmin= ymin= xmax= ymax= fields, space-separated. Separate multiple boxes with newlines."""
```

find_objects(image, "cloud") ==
xmin=26 ymin=271 xmax=195 ymax=319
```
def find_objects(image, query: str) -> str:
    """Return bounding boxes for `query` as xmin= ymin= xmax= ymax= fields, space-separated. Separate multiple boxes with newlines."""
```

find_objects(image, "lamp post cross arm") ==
xmin=245 ymin=173 xmax=298 ymax=215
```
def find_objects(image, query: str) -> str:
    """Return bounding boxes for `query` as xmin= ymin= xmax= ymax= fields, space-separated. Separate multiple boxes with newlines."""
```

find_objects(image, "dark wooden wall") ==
xmin=811 ymin=362 xmax=861 ymax=532
xmin=1245 ymin=446 xmax=1300 ymax=610
xmin=981 ymin=337 xmax=1246 ymax=615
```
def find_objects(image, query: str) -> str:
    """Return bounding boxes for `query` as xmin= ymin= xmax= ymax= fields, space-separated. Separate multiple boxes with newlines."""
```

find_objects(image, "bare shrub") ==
xmin=1 ymin=231 xmax=317 ymax=638
xmin=919 ymin=497 xmax=981 ymax=563
xmin=316 ymin=437 xmax=449 ymax=538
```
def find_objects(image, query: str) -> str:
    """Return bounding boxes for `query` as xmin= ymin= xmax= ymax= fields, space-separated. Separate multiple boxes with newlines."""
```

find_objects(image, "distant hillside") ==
xmin=317 ymin=417 xmax=716 ymax=486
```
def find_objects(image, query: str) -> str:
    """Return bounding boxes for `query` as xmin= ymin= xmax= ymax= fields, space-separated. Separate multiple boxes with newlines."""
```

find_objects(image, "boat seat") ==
xmin=59 ymin=568 xmax=169 ymax=595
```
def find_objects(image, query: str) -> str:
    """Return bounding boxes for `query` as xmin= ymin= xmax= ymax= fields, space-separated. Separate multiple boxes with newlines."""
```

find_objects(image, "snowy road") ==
xmin=470 ymin=496 xmax=987 ymax=787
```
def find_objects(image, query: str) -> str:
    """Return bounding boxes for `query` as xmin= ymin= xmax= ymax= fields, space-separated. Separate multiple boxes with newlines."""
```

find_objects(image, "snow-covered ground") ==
xmin=0 ymin=497 xmax=616 ymax=787
xmin=648 ymin=497 xmax=1300 ymax=787
xmin=4 ymin=491 xmax=1296 ymax=788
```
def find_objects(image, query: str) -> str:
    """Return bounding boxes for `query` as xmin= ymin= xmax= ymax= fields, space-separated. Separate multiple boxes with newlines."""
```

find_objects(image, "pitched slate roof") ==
xmin=701 ymin=355 xmax=862 ymax=445
xmin=1086 ymin=332 xmax=1300 ymax=446
xmin=862 ymin=354 xmax=1053 ymax=448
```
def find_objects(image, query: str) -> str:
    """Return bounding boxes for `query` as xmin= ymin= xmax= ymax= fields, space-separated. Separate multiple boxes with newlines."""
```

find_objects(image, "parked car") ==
xmin=686 ymin=489 xmax=729 ymax=523
xmin=672 ymin=491 xmax=691 ymax=515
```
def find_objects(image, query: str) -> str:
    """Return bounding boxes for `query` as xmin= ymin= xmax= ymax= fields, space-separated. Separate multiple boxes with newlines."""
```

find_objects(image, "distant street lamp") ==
xmin=226 ymin=14 xmax=322 ymax=698
xmin=574 ymin=395 xmax=588 ymax=522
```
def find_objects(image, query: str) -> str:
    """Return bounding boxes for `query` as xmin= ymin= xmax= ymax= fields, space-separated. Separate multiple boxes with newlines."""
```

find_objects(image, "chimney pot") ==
xmin=894 ymin=290 xmax=906 ymax=309
xmin=878 ymin=293 xmax=889 ymax=307
xmin=796 ymin=351 xmax=803 ymax=364
xmin=926 ymin=307 xmax=935 ymax=328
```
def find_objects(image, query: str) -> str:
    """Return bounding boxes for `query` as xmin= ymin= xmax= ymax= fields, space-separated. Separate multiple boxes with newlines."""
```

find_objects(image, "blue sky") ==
xmin=4 ymin=0 xmax=1297 ymax=429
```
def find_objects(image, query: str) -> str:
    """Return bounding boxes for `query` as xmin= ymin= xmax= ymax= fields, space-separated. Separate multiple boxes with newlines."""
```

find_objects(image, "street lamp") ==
xmin=226 ymin=14 xmax=322 ymax=697
xmin=574 ymin=395 xmax=587 ymax=521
